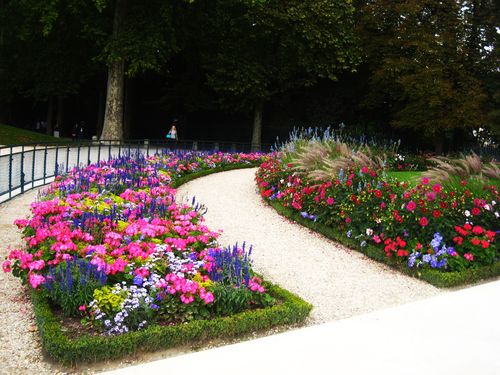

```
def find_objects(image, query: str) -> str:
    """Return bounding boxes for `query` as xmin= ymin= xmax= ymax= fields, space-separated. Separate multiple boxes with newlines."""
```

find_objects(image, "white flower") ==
xmin=495 ymin=212 xmax=499 ymax=218
xmin=366 ymin=228 xmax=373 ymax=236
xmin=484 ymin=204 xmax=491 ymax=211
xmin=464 ymin=210 xmax=471 ymax=217
xmin=492 ymin=200 xmax=496 ymax=206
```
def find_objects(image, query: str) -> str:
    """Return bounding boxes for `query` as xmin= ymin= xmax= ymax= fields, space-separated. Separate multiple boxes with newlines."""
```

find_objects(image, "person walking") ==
xmin=167 ymin=119 xmax=178 ymax=141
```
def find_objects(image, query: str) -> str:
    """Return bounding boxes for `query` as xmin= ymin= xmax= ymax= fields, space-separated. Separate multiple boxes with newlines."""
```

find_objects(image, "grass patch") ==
xmin=0 ymin=123 xmax=70 ymax=146
xmin=386 ymin=171 xmax=423 ymax=184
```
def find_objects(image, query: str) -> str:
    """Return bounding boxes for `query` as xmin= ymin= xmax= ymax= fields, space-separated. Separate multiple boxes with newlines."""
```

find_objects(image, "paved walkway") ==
xmin=102 ymin=280 xmax=500 ymax=375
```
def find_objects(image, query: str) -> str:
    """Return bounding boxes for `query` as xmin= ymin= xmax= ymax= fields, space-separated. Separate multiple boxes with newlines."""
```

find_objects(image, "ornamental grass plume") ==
xmin=424 ymin=153 xmax=500 ymax=183
xmin=288 ymin=138 xmax=386 ymax=182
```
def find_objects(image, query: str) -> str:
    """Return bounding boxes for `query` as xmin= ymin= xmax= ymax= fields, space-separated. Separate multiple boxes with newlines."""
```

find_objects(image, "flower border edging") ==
xmin=266 ymin=199 xmax=500 ymax=288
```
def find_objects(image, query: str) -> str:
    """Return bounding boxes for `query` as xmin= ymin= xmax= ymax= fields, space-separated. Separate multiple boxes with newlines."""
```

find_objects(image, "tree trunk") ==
xmin=46 ymin=96 xmax=55 ymax=135
xmin=96 ymin=90 xmax=105 ymax=138
xmin=251 ymin=100 xmax=264 ymax=151
xmin=100 ymin=0 xmax=127 ymax=141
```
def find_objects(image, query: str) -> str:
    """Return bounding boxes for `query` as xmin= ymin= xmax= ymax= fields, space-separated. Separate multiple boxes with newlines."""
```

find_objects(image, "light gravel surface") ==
xmin=177 ymin=168 xmax=442 ymax=324
xmin=0 ymin=189 xmax=63 ymax=375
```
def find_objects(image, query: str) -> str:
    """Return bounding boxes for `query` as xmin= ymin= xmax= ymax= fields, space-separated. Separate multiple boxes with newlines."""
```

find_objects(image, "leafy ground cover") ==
xmin=258 ymin=132 xmax=499 ymax=286
xmin=2 ymin=150 xmax=311 ymax=364
xmin=0 ymin=124 xmax=70 ymax=145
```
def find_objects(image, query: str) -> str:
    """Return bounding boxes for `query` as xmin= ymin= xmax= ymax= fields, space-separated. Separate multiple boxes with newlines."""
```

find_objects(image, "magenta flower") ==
xmin=406 ymin=201 xmax=416 ymax=212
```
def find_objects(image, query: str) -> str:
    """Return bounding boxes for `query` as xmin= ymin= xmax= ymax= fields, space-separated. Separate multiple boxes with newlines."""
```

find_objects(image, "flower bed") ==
xmin=2 ymin=150 xmax=311 ymax=364
xmin=256 ymin=155 xmax=499 ymax=287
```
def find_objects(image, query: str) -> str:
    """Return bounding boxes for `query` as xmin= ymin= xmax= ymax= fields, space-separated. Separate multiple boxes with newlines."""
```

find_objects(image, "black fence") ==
xmin=0 ymin=139 xmax=270 ymax=204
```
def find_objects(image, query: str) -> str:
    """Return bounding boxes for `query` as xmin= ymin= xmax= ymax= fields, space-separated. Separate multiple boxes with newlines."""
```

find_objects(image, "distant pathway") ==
xmin=177 ymin=168 xmax=442 ymax=323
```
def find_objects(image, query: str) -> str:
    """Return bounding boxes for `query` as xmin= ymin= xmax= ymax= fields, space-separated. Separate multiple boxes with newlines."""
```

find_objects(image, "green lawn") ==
xmin=387 ymin=170 xmax=500 ymax=189
xmin=387 ymin=170 xmax=423 ymax=184
xmin=0 ymin=123 xmax=70 ymax=146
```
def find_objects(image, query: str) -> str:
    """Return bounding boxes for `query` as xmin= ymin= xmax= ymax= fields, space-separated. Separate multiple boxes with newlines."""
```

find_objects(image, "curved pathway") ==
xmin=177 ymin=168 xmax=442 ymax=323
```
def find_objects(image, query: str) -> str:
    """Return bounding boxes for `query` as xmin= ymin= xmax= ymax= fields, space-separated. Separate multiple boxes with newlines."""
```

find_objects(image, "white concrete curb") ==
xmin=101 ymin=280 xmax=500 ymax=375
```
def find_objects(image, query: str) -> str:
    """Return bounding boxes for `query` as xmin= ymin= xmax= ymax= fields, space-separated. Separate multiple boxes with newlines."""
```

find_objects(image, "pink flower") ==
xmin=406 ymin=201 xmax=416 ymax=212
xmin=326 ymin=197 xmax=334 ymax=205
xmin=134 ymin=267 xmax=150 ymax=277
xmin=28 ymin=259 xmax=45 ymax=271
xmin=464 ymin=253 xmax=474 ymax=261
xmin=79 ymin=305 xmax=86 ymax=312
xmin=421 ymin=177 xmax=430 ymax=185
xmin=419 ymin=217 xmax=428 ymax=227
xmin=2 ymin=260 xmax=12 ymax=273
xmin=29 ymin=273 xmax=45 ymax=289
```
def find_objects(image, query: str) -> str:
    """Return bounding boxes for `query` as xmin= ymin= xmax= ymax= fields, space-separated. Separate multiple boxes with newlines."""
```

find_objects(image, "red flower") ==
xmin=486 ymin=230 xmax=496 ymax=240
xmin=262 ymin=189 xmax=272 ymax=198
xmin=374 ymin=190 xmax=382 ymax=198
xmin=470 ymin=238 xmax=481 ymax=246
xmin=463 ymin=223 xmax=472 ymax=231
xmin=432 ymin=184 xmax=442 ymax=193
xmin=419 ymin=217 xmax=428 ymax=227
xmin=345 ymin=217 xmax=351 ymax=224
xmin=471 ymin=207 xmax=480 ymax=216
xmin=481 ymin=240 xmax=490 ymax=249
xmin=472 ymin=226 xmax=484 ymax=235
xmin=397 ymin=249 xmax=408 ymax=257
xmin=432 ymin=210 xmax=441 ymax=218
xmin=421 ymin=177 xmax=430 ymax=185
xmin=453 ymin=236 xmax=463 ymax=245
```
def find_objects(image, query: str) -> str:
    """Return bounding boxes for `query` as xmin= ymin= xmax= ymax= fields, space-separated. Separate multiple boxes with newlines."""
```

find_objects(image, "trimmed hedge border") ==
xmin=32 ymin=280 xmax=311 ymax=365
xmin=30 ymin=161 xmax=312 ymax=365
xmin=170 ymin=162 xmax=258 ymax=188
xmin=266 ymin=200 xmax=500 ymax=288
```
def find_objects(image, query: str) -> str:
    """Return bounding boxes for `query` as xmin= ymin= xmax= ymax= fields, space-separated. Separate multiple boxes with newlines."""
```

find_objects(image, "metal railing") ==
xmin=0 ymin=139 xmax=270 ymax=204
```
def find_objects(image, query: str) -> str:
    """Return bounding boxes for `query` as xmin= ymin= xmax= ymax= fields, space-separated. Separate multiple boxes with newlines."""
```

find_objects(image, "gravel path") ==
xmin=0 ymin=189 xmax=63 ymax=375
xmin=177 ymin=168 xmax=442 ymax=324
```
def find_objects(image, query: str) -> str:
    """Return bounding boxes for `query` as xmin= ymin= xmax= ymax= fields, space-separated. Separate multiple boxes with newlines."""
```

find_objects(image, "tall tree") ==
xmin=89 ymin=0 xmax=181 ymax=140
xmin=193 ymin=0 xmax=360 ymax=150
xmin=357 ymin=0 xmax=492 ymax=152
xmin=0 ymin=1 xmax=98 ymax=132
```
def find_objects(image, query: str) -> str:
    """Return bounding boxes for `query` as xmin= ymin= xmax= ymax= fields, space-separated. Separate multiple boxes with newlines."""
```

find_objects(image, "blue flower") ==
xmin=133 ymin=275 xmax=143 ymax=286
xmin=346 ymin=230 xmax=352 ymax=238
xmin=300 ymin=212 xmax=308 ymax=218
xmin=408 ymin=252 xmax=420 ymax=268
